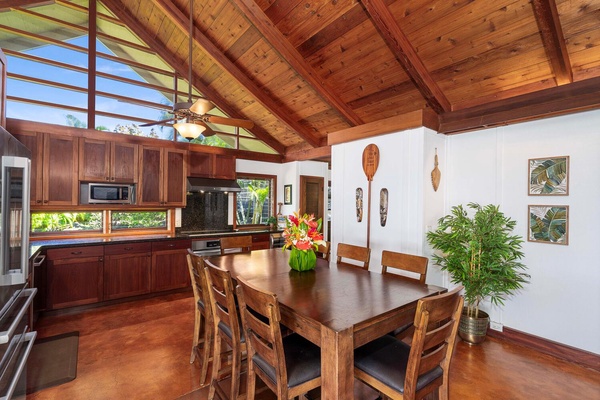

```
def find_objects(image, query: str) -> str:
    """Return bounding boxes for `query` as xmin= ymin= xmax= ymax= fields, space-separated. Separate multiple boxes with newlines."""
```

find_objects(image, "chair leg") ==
xmin=229 ymin=342 xmax=241 ymax=400
xmin=208 ymin=333 xmax=222 ymax=400
xmin=246 ymin=363 xmax=256 ymax=400
xmin=191 ymin=308 xmax=201 ymax=363
xmin=199 ymin=317 xmax=213 ymax=387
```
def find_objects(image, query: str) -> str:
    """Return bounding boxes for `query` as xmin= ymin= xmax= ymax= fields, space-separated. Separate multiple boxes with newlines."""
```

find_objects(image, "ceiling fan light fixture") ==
xmin=189 ymin=98 xmax=214 ymax=115
xmin=174 ymin=120 xmax=206 ymax=140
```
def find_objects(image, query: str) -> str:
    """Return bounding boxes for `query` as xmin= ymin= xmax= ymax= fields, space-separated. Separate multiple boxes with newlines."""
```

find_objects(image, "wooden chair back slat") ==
xmin=404 ymin=286 xmax=464 ymax=399
xmin=316 ymin=241 xmax=331 ymax=261
xmin=381 ymin=250 xmax=428 ymax=284
xmin=337 ymin=243 xmax=371 ymax=270
xmin=220 ymin=235 xmax=252 ymax=255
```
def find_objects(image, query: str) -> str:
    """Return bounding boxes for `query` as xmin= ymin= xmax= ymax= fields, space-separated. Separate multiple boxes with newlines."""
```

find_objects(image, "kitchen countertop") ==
xmin=29 ymin=229 xmax=282 ymax=256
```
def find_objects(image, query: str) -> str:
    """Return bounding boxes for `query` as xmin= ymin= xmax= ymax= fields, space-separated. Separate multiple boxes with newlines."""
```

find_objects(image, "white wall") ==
xmin=330 ymin=109 xmax=600 ymax=354
xmin=330 ymin=127 xmax=445 ymax=284
xmin=446 ymin=110 xmax=600 ymax=354
xmin=236 ymin=159 xmax=329 ymax=235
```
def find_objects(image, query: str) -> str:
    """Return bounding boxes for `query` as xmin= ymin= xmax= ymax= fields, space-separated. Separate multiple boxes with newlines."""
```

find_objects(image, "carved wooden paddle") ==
xmin=362 ymin=144 xmax=380 ymax=248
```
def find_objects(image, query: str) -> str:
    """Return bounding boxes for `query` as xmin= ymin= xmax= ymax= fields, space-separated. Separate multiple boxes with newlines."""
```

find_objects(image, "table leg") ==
xmin=320 ymin=326 xmax=354 ymax=400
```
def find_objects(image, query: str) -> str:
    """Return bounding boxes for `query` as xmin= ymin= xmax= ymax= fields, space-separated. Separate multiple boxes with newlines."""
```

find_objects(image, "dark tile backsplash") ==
xmin=180 ymin=192 xmax=230 ymax=232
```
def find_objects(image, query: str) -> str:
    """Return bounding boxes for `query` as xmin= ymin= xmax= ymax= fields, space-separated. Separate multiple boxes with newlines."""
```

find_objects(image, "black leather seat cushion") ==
xmin=252 ymin=333 xmax=321 ymax=388
xmin=354 ymin=334 xmax=442 ymax=394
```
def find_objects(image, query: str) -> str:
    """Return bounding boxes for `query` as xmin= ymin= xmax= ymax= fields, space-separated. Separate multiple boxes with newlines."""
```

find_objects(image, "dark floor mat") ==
xmin=26 ymin=331 xmax=79 ymax=394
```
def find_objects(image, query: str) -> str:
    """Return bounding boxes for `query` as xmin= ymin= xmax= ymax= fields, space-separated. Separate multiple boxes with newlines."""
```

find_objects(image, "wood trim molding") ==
xmin=487 ymin=326 xmax=600 ymax=372
xmin=327 ymin=108 xmax=439 ymax=146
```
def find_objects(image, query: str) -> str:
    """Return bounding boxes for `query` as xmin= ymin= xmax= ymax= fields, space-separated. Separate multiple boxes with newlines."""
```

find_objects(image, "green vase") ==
xmin=288 ymin=247 xmax=317 ymax=271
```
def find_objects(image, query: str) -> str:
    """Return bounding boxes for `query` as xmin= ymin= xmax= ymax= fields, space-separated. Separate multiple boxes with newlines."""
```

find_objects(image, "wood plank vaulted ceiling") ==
xmin=7 ymin=0 xmax=600 ymax=161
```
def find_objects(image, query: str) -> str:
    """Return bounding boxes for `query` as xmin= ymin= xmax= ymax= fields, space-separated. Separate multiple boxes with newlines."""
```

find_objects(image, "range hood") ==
xmin=187 ymin=177 xmax=242 ymax=193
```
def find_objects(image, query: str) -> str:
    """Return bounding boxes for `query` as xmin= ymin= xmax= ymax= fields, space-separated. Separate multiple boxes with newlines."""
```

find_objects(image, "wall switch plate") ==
xmin=490 ymin=321 xmax=503 ymax=332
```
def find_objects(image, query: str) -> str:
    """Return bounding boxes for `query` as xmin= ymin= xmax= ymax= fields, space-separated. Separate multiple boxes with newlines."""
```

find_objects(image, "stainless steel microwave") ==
xmin=80 ymin=182 xmax=136 ymax=204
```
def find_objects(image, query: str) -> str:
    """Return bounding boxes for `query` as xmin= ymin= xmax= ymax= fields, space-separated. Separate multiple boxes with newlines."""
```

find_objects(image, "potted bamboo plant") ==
xmin=426 ymin=203 xmax=530 ymax=344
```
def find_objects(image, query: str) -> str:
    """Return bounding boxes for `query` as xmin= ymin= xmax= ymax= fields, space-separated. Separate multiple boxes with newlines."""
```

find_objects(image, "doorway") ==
xmin=299 ymin=175 xmax=324 ymax=223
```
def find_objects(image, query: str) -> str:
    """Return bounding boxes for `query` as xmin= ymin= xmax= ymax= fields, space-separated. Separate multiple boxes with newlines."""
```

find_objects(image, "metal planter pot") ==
xmin=458 ymin=308 xmax=489 ymax=345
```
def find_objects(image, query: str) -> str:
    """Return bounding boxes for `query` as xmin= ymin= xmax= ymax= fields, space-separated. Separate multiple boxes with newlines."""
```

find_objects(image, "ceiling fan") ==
xmin=141 ymin=0 xmax=253 ymax=140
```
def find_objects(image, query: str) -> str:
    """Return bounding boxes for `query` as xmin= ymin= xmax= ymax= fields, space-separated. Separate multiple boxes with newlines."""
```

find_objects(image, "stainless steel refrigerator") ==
xmin=0 ymin=126 xmax=36 ymax=400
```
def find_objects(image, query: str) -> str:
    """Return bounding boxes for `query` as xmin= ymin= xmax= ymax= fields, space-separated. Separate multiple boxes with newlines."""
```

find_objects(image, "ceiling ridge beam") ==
xmin=150 ymin=0 xmax=323 ymax=148
xmin=439 ymin=76 xmax=600 ymax=134
xmin=232 ymin=0 xmax=364 ymax=127
xmin=102 ymin=0 xmax=286 ymax=154
xmin=531 ymin=0 xmax=573 ymax=86
xmin=361 ymin=0 xmax=451 ymax=114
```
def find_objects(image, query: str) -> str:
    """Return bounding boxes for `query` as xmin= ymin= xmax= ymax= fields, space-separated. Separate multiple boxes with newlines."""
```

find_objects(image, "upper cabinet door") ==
xmin=188 ymin=151 xmax=235 ymax=179
xmin=79 ymin=139 xmax=138 ymax=183
xmin=139 ymin=146 xmax=186 ymax=207
xmin=111 ymin=142 xmax=138 ymax=183
xmin=43 ymin=133 xmax=79 ymax=206
xmin=79 ymin=138 xmax=110 ymax=182
xmin=163 ymin=148 xmax=186 ymax=206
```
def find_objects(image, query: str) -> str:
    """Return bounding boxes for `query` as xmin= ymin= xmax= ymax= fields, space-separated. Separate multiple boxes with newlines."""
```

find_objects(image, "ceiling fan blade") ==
xmin=140 ymin=117 xmax=177 ymax=127
xmin=194 ymin=120 xmax=216 ymax=137
xmin=204 ymin=115 xmax=254 ymax=129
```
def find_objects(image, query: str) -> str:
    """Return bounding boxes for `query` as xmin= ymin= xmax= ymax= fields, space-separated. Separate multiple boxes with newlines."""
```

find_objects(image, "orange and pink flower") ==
xmin=283 ymin=211 xmax=325 ymax=252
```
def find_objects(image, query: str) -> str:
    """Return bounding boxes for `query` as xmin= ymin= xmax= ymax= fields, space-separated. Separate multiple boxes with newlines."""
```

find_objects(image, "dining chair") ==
xmin=316 ymin=241 xmax=331 ymax=261
xmin=236 ymin=276 xmax=322 ymax=399
xmin=354 ymin=286 xmax=464 ymax=400
xmin=186 ymin=250 xmax=214 ymax=387
xmin=381 ymin=250 xmax=429 ymax=340
xmin=381 ymin=250 xmax=428 ymax=284
xmin=220 ymin=235 xmax=253 ymax=255
xmin=205 ymin=262 xmax=247 ymax=400
xmin=336 ymin=242 xmax=371 ymax=270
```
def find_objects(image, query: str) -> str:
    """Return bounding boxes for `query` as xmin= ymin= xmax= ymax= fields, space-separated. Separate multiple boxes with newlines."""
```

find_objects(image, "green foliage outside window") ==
xmin=31 ymin=212 xmax=103 ymax=233
xmin=111 ymin=211 xmax=167 ymax=230
xmin=236 ymin=178 xmax=273 ymax=225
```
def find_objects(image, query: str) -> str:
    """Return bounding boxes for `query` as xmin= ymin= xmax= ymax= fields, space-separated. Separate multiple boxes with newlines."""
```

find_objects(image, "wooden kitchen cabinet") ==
xmin=251 ymin=233 xmax=271 ymax=251
xmin=104 ymin=242 xmax=152 ymax=300
xmin=13 ymin=131 xmax=78 ymax=207
xmin=188 ymin=151 xmax=236 ymax=179
xmin=138 ymin=146 xmax=186 ymax=206
xmin=79 ymin=138 xmax=138 ymax=183
xmin=46 ymin=246 xmax=104 ymax=310
xmin=151 ymin=239 xmax=191 ymax=292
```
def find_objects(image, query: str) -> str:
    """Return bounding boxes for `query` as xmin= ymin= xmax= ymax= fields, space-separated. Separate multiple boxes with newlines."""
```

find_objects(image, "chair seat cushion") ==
xmin=218 ymin=320 xmax=246 ymax=343
xmin=354 ymin=334 xmax=442 ymax=394
xmin=253 ymin=333 xmax=321 ymax=388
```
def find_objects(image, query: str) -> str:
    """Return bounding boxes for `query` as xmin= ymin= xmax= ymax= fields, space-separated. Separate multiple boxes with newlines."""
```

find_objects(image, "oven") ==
xmin=191 ymin=239 xmax=222 ymax=257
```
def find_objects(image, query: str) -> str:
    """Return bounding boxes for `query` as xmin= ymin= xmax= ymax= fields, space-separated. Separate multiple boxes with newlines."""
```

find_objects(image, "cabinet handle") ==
xmin=43 ymin=200 xmax=48 ymax=204
xmin=36 ymin=200 xmax=42 ymax=204
xmin=99 ymin=257 xmax=103 ymax=262
xmin=167 ymin=244 xmax=175 ymax=247
xmin=105 ymin=176 xmax=109 ymax=181
xmin=124 ymin=247 xmax=133 ymax=250
xmin=70 ymin=251 xmax=83 ymax=255
xmin=111 ymin=177 xmax=115 ymax=181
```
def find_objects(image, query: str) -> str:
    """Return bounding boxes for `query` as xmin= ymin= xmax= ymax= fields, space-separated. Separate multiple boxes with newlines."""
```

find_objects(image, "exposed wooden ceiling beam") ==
xmin=150 ymin=0 xmax=323 ymax=149
xmin=531 ymin=0 xmax=572 ymax=86
xmin=284 ymin=145 xmax=331 ymax=163
xmin=439 ymin=77 xmax=600 ymax=134
xmin=360 ymin=0 xmax=451 ymax=114
xmin=102 ymin=0 xmax=286 ymax=154
xmin=0 ymin=0 xmax=52 ymax=9
xmin=328 ymin=108 xmax=439 ymax=146
xmin=232 ymin=0 xmax=364 ymax=127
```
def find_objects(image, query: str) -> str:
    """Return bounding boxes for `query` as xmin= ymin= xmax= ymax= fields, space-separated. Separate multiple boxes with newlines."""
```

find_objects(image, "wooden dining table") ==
xmin=205 ymin=249 xmax=445 ymax=400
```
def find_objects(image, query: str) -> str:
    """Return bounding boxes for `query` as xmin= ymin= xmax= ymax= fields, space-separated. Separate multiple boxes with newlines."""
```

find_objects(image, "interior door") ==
xmin=299 ymin=176 xmax=324 ymax=222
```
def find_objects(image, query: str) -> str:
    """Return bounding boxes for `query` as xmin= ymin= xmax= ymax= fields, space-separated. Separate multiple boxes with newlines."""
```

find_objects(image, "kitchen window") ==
xmin=236 ymin=175 xmax=276 ymax=226
xmin=111 ymin=211 xmax=167 ymax=231
xmin=31 ymin=212 xmax=103 ymax=234
xmin=31 ymin=210 xmax=169 ymax=236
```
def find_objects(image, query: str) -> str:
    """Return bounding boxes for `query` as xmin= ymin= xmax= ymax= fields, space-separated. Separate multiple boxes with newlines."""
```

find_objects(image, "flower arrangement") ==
xmin=283 ymin=212 xmax=325 ymax=271
xmin=282 ymin=212 xmax=325 ymax=251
